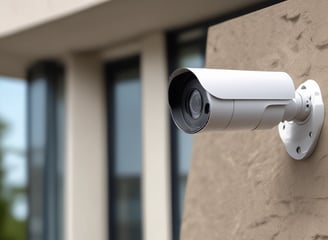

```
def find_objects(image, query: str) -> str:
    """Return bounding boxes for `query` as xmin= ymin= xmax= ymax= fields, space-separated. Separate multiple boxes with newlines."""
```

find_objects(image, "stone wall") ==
xmin=181 ymin=1 xmax=328 ymax=239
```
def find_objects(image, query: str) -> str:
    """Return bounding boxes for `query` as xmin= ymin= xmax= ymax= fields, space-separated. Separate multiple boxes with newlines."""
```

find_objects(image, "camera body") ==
xmin=168 ymin=67 xmax=324 ymax=160
xmin=169 ymin=68 xmax=306 ymax=133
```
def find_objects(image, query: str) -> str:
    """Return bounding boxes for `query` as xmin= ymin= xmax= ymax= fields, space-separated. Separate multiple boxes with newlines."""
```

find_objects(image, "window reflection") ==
xmin=0 ymin=77 xmax=27 ymax=240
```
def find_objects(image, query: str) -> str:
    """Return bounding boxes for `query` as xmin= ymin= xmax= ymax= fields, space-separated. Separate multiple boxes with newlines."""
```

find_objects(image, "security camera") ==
xmin=168 ymin=67 xmax=325 ymax=160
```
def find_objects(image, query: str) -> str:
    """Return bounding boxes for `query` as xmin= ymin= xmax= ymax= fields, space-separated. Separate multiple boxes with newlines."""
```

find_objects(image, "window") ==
xmin=167 ymin=26 xmax=207 ymax=240
xmin=106 ymin=56 xmax=143 ymax=240
xmin=27 ymin=61 xmax=64 ymax=240
xmin=0 ymin=76 xmax=27 ymax=240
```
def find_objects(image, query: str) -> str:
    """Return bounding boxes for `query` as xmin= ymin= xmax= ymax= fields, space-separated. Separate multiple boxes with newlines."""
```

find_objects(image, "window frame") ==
xmin=26 ymin=61 xmax=64 ymax=240
xmin=105 ymin=55 xmax=143 ymax=240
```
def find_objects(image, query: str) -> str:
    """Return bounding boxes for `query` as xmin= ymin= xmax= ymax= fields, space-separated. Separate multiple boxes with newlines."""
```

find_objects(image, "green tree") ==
xmin=0 ymin=119 xmax=26 ymax=240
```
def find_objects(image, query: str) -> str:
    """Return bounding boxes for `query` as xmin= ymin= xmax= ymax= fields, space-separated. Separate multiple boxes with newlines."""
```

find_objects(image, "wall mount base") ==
xmin=279 ymin=80 xmax=325 ymax=160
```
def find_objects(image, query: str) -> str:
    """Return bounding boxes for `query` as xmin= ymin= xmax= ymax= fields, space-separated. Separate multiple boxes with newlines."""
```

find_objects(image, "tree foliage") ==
xmin=0 ymin=119 xmax=26 ymax=240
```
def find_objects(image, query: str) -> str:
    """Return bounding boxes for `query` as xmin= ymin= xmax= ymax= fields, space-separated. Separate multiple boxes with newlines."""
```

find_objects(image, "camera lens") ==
xmin=168 ymin=70 xmax=210 ymax=133
xmin=187 ymin=89 xmax=203 ymax=119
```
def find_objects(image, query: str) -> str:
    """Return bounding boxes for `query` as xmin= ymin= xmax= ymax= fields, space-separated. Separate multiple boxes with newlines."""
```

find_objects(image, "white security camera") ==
xmin=168 ymin=68 xmax=325 ymax=160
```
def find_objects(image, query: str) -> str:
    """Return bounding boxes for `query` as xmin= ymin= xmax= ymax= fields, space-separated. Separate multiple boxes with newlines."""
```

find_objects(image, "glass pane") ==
xmin=114 ymin=71 xmax=142 ymax=177
xmin=176 ymin=132 xmax=192 ymax=217
xmin=110 ymin=60 xmax=142 ymax=240
xmin=29 ymin=78 xmax=46 ymax=240
xmin=177 ymin=45 xmax=205 ymax=68
xmin=0 ymin=77 xmax=27 ymax=240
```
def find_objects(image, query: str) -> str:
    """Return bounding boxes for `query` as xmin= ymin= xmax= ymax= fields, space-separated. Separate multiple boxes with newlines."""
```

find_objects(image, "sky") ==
xmin=0 ymin=76 xmax=27 ymax=220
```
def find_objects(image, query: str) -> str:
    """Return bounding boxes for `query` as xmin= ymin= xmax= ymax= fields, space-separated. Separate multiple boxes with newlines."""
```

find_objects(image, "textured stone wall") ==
xmin=181 ymin=1 xmax=328 ymax=239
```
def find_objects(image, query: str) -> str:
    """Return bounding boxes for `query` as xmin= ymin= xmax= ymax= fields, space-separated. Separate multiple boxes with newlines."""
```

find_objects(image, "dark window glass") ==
xmin=106 ymin=56 xmax=142 ymax=240
xmin=0 ymin=77 xmax=27 ymax=240
xmin=27 ymin=62 xmax=64 ymax=240
xmin=167 ymin=27 xmax=206 ymax=240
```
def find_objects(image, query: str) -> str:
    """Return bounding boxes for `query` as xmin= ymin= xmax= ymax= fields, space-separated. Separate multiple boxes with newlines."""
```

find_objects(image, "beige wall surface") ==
xmin=181 ymin=1 xmax=328 ymax=239
xmin=141 ymin=32 xmax=171 ymax=240
xmin=65 ymin=53 xmax=107 ymax=240
xmin=0 ymin=0 xmax=108 ymax=37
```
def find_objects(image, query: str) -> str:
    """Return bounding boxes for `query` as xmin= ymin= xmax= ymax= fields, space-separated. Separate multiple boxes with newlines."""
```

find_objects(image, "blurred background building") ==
xmin=0 ymin=0 xmax=281 ymax=239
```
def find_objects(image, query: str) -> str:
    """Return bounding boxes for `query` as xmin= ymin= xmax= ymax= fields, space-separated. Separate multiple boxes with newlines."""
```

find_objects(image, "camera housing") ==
xmin=168 ymin=67 xmax=325 ymax=160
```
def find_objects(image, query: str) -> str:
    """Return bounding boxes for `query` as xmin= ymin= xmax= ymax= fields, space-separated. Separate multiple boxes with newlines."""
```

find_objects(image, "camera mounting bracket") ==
xmin=279 ymin=80 xmax=325 ymax=160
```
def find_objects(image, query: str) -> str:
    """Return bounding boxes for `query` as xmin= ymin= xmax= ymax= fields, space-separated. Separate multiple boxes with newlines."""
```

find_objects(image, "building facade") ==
xmin=0 ymin=1 xmax=285 ymax=240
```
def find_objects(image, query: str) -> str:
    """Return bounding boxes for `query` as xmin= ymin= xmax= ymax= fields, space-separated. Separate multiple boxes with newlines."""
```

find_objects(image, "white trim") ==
xmin=63 ymin=32 xmax=172 ymax=240
xmin=141 ymin=32 xmax=171 ymax=240
xmin=64 ymin=53 xmax=107 ymax=240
